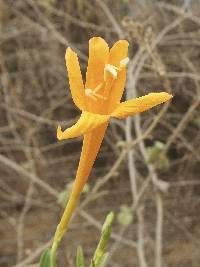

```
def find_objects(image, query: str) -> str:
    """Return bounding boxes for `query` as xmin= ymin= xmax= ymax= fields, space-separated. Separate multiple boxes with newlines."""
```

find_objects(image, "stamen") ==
xmin=104 ymin=64 xmax=118 ymax=80
xmin=85 ymin=88 xmax=93 ymax=96
xmin=120 ymin=57 xmax=129 ymax=68
xmin=93 ymin=93 xmax=107 ymax=100
xmin=85 ymin=88 xmax=107 ymax=101
xmin=93 ymin=83 xmax=103 ymax=93
xmin=85 ymin=89 xmax=97 ymax=101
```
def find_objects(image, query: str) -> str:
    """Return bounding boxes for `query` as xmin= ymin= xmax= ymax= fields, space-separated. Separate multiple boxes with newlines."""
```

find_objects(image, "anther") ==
xmin=85 ymin=89 xmax=96 ymax=101
xmin=120 ymin=57 xmax=129 ymax=68
xmin=104 ymin=64 xmax=118 ymax=80
xmin=85 ymin=88 xmax=106 ymax=101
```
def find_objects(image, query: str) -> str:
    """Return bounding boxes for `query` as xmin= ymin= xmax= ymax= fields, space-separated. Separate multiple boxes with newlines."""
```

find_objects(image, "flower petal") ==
xmin=107 ymin=40 xmax=129 ymax=112
xmin=111 ymin=92 xmax=172 ymax=119
xmin=109 ymin=40 xmax=129 ymax=67
xmin=65 ymin=48 xmax=85 ymax=110
xmin=57 ymin=111 xmax=110 ymax=140
xmin=85 ymin=37 xmax=109 ymax=89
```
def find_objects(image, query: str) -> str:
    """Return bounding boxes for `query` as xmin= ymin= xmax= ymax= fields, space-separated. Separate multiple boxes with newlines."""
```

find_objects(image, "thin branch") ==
xmin=155 ymin=193 xmax=164 ymax=267
xmin=0 ymin=154 xmax=58 ymax=198
xmin=95 ymin=0 xmax=124 ymax=38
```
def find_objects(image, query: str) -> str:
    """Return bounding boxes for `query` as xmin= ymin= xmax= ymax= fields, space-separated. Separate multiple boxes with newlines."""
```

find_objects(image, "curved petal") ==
xmin=107 ymin=40 xmax=129 ymax=112
xmin=109 ymin=40 xmax=129 ymax=67
xmin=57 ymin=111 xmax=110 ymax=140
xmin=65 ymin=48 xmax=85 ymax=110
xmin=111 ymin=92 xmax=172 ymax=119
xmin=85 ymin=37 xmax=109 ymax=89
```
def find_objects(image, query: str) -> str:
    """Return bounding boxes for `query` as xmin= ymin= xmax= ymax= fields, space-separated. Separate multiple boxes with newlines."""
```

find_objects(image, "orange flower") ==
xmin=53 ymin=37 xmax=172 ymax=243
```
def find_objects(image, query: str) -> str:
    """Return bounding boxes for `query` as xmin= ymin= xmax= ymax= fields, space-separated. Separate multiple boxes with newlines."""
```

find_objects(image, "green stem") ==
xmin=51 ymin=187 xmax=80 ymax=252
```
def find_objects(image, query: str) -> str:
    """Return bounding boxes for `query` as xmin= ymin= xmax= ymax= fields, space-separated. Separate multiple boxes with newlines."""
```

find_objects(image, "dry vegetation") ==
xmin=1 ymin=0 xmax=200 ymax=266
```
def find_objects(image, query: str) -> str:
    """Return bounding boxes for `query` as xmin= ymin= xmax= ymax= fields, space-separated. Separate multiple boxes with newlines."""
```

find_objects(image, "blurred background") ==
xmin=1 ymin=0 xmax=200 ymax=266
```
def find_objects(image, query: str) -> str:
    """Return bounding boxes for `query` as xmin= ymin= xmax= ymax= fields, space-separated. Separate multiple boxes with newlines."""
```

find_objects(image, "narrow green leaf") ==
xmin=39 ymin=248 xmax=51 ymax=267
xmin=91 ymin=259 xmax=96 ymax=267
xmin=90 ymin=212 xmax=114 ymax=267
xmin=76 ymin=245 xmax=85 ymax=267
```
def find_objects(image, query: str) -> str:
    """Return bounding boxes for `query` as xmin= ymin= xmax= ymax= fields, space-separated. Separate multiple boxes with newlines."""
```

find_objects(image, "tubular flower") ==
xmin=54 ymin=37 xmax=172 ymax=242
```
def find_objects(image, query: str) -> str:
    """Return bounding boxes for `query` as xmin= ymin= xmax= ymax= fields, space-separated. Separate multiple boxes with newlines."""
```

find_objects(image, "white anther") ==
xmin=85 ymin=88 xmax=106 ymax=101
xmin=85 ymin=89 xmax=98 ymax=101
xmin=120 ymin=57 xmax=129 ymax=68
xmin=85 ymin=88 xmax=93 ymax=97
xmin=104 ymin=64 xmax=118 ymax=80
